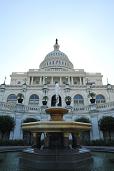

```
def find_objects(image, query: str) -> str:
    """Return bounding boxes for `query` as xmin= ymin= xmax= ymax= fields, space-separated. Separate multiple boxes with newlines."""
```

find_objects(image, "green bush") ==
xmin=90 ymin=139 xmax=106 ymax=146
xmin=84 ymin=139 xmax=114 ymax=146
xmin=0 ymin=139 xmax=27 ymax=146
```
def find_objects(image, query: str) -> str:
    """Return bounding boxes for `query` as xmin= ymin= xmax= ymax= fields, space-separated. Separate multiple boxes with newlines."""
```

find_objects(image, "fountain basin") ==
xmin=22 ymin=121 xmax=91 ymax=132
xmin=45 ymin=107 xmax=68 ymax=121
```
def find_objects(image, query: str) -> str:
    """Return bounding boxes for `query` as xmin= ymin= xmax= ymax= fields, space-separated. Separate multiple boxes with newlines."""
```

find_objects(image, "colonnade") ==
xmin=29 ymin=76 xmax=85 ymax=85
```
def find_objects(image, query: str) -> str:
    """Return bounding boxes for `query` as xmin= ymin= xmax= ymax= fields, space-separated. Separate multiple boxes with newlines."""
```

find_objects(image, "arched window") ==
xmin=7 ymin=94 xmax=17 ymax=103
xmin=29 ymin=94 xmax=39 ymax=104
xmin=96 ymin=94 xmax=105 ymax=103
xmin=73 ymin=94 xmax=84 ymax=105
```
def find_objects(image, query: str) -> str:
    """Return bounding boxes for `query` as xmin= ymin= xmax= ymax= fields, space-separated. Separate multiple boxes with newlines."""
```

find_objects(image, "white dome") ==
xmin=39 ymin=39 xmax=74 ymax=70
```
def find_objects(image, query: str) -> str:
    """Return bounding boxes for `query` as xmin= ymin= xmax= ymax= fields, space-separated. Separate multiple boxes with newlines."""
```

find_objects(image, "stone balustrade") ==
xmin=73 ymin=101 xmax=114 ymax=113
xmin=0 ymin=101 xmax=114 ymax=115
xmin=0 ymin=102 xmax=41 ymax=114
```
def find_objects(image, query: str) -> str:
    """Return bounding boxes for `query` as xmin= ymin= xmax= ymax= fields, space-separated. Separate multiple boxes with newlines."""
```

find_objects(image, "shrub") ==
xmin=84 ymin=139 xmax=114 ymax=146
xmin=0 ymin=139 xmax=26 ymax=146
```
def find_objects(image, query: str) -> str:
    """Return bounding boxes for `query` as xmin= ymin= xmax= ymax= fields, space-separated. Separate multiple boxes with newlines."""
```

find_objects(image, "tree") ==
xmin=0 ymin=115 xmax=15 ymax=140
xmin=99 ymin=116 xmax=114 ymax=141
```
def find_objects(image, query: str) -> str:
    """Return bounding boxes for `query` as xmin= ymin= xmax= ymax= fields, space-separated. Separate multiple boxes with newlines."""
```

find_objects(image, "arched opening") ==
xmin=7 ymin=94 xmax=17 ymax=103
xmin=73 ymin=94 xmax=84 ymax=105
xmin=29 ymin=94 xmax=39 ymax=105
xmin=96 ymin=94 xmax=105 ymax=103
xmin=51 ymin=95 xmax=62 ymax=107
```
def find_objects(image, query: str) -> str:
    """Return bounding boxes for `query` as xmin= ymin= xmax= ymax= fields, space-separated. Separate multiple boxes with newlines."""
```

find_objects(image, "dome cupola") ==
xmin=53 ymin=38 xmax=60 ymax=50
xmin=39 ymin=39 xmax=74 ymax=70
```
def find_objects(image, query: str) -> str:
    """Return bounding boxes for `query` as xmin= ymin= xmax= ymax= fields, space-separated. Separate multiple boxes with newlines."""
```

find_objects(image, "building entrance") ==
xmin=51 ymin=95 xmax=62 ymax=106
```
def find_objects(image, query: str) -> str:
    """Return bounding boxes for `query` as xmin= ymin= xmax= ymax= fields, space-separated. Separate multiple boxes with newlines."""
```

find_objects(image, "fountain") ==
xmin=20 ymin=83 xmax=92 ymax=171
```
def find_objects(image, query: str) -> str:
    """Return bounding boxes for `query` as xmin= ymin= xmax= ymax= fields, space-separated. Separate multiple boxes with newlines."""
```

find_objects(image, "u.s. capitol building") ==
xmin=0 ymin=39 xmax=114 ymax=141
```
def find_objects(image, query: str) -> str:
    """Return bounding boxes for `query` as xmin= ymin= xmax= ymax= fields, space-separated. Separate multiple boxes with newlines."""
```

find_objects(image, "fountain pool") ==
xmin=0 ymin=151 xmax=114 ymax=171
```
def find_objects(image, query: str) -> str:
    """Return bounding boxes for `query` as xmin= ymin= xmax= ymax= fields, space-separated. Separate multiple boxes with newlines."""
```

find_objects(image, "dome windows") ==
xmin=39 ymin=40 xmax=74 ymax=69
xmin=44 ymin=60 xmax=69 ymax=67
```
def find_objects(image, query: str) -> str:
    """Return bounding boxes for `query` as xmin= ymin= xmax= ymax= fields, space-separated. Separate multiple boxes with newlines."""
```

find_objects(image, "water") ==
xmin=91 ymin=152 xmax=114 ymax=171
xmin=0 ymin=152 xmax=19 ymax=171
xmin=0 ymin=152 xmax=114 ymax=171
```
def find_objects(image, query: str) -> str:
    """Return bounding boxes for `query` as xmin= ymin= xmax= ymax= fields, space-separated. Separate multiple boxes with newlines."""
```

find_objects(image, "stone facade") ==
xmin=0 ymin=39 xmax=114 ymax=140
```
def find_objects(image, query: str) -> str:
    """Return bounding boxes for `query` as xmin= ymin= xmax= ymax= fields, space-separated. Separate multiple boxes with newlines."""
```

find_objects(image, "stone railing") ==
xmin=0 ymin=101 xmax=114 ymax=115
xmin=0 ymin=102 xmax=16 ymax=111
xmin=72 ymin=101 xmax=114 ymax=113
xmin=0 ymin=102 xmax=43 ymax=114
xmin=96 ymin=101 xmax=114 ymax=111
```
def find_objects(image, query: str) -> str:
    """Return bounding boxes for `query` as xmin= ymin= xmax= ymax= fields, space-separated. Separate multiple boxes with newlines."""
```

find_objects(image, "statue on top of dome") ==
xmin=56 ymin=38 xmax=58 ymax=44
xmin=54 ymin=38 xmax=59 ymax=50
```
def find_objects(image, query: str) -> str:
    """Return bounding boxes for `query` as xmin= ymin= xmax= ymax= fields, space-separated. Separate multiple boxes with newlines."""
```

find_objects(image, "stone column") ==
xmin=40 ymin=77 xmax=42 ymax=84
xmin=76 ymin=132 xmax=81 ymax=146
xmin=31 ymin=77 xmax=33 ymax=85
xmin=81 ymin=77 xmax=83 ymax=85
xmin=44 ymin=133 xmax=49 ymax=148
xmin=64 ymin=133 xmax=69 ymax=148
xmin=60 ymin=77 xmax=62 ymax=85
xmin=68 ymin=77 xmax=70 ymax=85
xmin=33 ymin=132 xmax=37 ymax=147
xmin=32 ymin=132 xmax=41 ymax=148
xmin=71 ymin=77 xmax=74 ymax=85
xmin=12 ymin=115 xmax=23 ymax=139
xmin=43 ymin=77 xmax=45 ymax=84
xmin=83 ymin=77 xmax=86 ymax=85
xmin=29 ymin=77 xmax=31 ymax=85
xmin=80 ymin=77 xmax=82 ymax=85
xmin=72 ymin=132 xmax=81 ymax=148
xmin=51 ymin=77 xmax=54 ymax=84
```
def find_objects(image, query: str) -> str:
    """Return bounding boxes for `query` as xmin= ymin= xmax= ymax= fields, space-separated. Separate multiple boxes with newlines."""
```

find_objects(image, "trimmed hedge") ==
xmin=83 ymin=139 xmax=114 ymax=146
xmin=0 ymin=139 xmax=26 ymax=146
